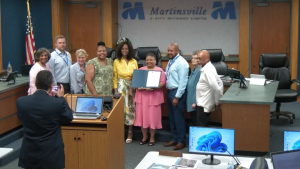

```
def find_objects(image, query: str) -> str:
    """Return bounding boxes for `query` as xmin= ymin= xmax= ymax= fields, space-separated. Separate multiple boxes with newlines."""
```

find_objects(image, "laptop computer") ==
xmin=283 ymin=131 xmax=300 ymax=151
xmin=73 ymin=96 xmax=103 ymax=119
xmin=271 ymin=149 xmax=300 ymax=169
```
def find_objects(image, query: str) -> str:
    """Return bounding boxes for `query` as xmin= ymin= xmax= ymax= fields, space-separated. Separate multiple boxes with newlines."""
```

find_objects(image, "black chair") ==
xmin=259 ymin=53 xmax=300 ymax=124
xmin=202 ymin=49 xmax=228 ymax=75
xmin=22 ymin=65 xmax=33 ymax=76
xmin=133 ymin=48 xmax=137 ymax=57
xmin=135 ymin=47 xmax=162 ymax=68
xmin=106 ymin=47 xmax=116 ymax=60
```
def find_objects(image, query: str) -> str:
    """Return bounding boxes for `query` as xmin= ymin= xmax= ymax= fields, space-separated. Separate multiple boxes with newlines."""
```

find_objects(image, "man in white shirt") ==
xmin=196 ymin=50 xmax=223 ymax=126
xmin=47 ymin=35 xmax=72 ymax=94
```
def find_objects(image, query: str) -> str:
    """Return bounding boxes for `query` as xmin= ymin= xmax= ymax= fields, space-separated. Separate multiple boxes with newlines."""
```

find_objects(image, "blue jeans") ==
xmin=167 ymin=89 xmax=187 ymax=144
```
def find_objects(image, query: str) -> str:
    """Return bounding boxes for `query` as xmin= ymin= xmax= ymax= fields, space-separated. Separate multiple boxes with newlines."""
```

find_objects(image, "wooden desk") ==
xmin=62 ymin=94 xmax=124 ymax=169
xmin=220 ymin=82 xmax=278 ymax=152
xmin=0 ymin=76 xmax=29 ymax=135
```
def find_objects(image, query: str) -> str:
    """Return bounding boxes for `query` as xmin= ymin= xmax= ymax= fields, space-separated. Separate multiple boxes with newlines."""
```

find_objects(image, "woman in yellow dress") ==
xmin=113 ymin=41 xmax=138 ymax=143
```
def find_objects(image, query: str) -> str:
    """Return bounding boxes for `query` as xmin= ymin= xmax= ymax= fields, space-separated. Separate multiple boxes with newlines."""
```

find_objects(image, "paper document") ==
xmin=174 ymin=158 xmax=199 ymax=168
xmin=250 ymin=78 xmax=266 ymax=86
xmin=146 ymin=71 xmax=161 ymax=88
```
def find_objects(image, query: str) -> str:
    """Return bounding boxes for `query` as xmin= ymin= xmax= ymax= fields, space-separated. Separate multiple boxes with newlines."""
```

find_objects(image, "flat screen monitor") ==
xmin=284 ymin=131 xmax=300 ymax=151
xmin=271 ymin=149 xmax=300 ymax=169
xmin=189 ymin=127 xmax=235 ymax=165
xmin=75 ymin=97 xmax=103 ymax=114
xmin=227 ymin=69 xmax=240 ymax=79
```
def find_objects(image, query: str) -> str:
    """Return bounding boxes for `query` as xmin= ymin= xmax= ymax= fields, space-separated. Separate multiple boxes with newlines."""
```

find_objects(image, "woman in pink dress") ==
xmin=134 ymin=52 xmax=166 ymax=146
xmin=28 ymin=48 xmax=51 ymax=95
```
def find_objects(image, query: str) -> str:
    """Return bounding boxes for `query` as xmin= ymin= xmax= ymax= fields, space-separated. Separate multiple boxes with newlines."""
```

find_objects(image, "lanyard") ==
xmin=80 ymin=63 xmax=85 ymax=74
xmin=55 ymin=50 xmax=69 ymax=66
xmin=166 ymin=54 xmax=179 ymax=75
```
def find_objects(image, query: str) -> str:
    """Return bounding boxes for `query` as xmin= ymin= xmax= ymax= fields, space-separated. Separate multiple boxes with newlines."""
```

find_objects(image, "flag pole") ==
xmin=27 ymin=0 xmax=32 ymax=34
xmin=25 ymin=0 xmax=36 ymax=65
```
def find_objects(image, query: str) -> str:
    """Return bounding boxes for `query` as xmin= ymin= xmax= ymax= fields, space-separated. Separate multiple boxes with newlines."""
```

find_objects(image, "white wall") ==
xmin=118 ymin=0 xmax=239 ymax=55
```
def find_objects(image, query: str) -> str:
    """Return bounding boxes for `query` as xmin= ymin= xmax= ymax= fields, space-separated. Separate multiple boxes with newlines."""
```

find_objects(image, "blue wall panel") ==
xmin=1 ymin=0 xmax=52 ymax=72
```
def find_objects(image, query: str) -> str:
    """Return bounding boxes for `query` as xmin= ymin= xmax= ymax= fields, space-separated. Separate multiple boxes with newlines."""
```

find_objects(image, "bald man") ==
xmin=164 ymin=43 xmax=189 ymax=150
xmin=196 ymin=50 xmax=223 ymax=126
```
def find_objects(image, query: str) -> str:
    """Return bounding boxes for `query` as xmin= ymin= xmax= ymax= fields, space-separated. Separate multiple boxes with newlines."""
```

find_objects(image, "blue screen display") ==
xmin=75 ymin=97 xmax=103 ymax=114
xmin=284 ymin=131 xmax=300 ymax=151
xmin=189 ymin=127 xmax=235 ymax=156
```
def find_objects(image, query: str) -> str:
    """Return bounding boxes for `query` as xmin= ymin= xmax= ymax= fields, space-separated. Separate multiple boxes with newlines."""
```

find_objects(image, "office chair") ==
xmin=135 ymin=47 xmax=162 ymax=68
xmin=202 ymin=49 xmax=228 ymax=75
xmin=133 ymin=48 xmax=137 ymax=57
xmin=106 ymin=47 xmax=116 ymax=60
xmin=21 ymin=65 xmax=33 ymax=76
xmin=259 ymin=53 xmax=300 ymax=124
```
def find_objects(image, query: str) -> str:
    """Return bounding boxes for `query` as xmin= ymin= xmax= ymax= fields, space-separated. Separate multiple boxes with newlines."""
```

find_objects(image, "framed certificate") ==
xmin=131 ymin=69 xmax=162 ymax=88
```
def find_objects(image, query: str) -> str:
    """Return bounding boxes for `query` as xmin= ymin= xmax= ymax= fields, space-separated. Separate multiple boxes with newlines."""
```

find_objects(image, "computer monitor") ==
xmin=75 ymin=97 xmax=103 ymax=114
xmin=189 ymin=127 xmax=235 ymax=165
xmin=271 ymin=149 xmax=300 ymax=169
xmin=284 ymin=131 xmax=300 ymax=151
xmin=228 ymin=69 xmax=240 ymax=80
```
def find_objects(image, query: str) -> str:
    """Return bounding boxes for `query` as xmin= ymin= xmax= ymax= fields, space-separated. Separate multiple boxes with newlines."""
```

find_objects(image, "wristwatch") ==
xmin=151 ymin=88 xmax=154 ymax=91
xmin=175 ymin=97 xmax=179 ymax=100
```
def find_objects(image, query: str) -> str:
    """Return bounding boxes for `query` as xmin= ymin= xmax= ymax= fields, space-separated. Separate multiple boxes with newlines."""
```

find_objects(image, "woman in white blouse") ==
xmin=28 ymin=48 xmax=51 ymax=95
xmin=70 ymin=49 xmax=88 ymax=94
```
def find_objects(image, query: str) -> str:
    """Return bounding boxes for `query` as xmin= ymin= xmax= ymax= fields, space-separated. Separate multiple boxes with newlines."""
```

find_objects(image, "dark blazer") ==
xmin=16 ymin=90 xmax=73 ymax=169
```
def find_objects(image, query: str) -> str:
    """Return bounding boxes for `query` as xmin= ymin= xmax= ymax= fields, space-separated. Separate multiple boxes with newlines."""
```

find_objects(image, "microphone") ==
xmin=239 ymin=74 xmax=248 ymax=89
xmin=222 ymin=148 xmax=241 ymax=167
xmin=242 ymin=67 xmax=250 ymax=78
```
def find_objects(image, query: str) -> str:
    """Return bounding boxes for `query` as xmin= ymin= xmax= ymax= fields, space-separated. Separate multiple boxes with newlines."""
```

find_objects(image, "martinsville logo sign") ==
xmin=122 ymin=2 xmax=145 ymax=20
xmin=122 ymin=1 xmax=237 ymax=20
xmin=212 ymin=1 xmax=236 ymax=19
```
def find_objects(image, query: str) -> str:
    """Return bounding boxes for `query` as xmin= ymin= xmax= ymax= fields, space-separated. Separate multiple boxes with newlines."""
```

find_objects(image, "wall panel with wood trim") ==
xmin=239 ymin=0 xmax=250 ymax=77
xmin=51 ymin=0 xmax=118 ymax=49
xmin=0 ymin=5 xmax=2 ymax=70
xmin=240 ymin=0 xmax=299 ymax=81
xmin=291 ymin=0 xmax=299 ymax=89
xmin=51 ymin=0 xmax=66 ymax=47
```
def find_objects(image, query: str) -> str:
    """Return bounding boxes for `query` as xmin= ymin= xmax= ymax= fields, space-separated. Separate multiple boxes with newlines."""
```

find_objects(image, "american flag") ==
xmin=25 ymin=0 xmax=36 ymax=65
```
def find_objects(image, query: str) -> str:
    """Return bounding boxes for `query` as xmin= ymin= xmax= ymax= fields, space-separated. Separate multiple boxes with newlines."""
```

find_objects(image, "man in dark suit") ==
xmin=16 ymin=70 xmax=73 ymax=169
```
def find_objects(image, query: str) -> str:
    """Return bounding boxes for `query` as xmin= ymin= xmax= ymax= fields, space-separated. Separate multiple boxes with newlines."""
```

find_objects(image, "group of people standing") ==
xmin=27 ymin=35 xmax=223 ymax=150
xmin=164 ymin=44 xmax=224 ymax=150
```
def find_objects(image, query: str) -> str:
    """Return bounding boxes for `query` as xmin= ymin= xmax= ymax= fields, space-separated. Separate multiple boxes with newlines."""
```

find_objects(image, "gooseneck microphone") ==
xmin=222 ymin=148 xmax=241 ymax=167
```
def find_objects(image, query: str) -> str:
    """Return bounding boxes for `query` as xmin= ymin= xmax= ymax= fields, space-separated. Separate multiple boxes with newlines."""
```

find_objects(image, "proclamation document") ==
xmin=146 ymin=71 xmax=161 ymax=88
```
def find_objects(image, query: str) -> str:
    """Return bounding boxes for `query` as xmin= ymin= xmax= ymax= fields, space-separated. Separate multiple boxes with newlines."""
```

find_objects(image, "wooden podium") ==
xmin=62 ymin=94 xmax=124 ymax=169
